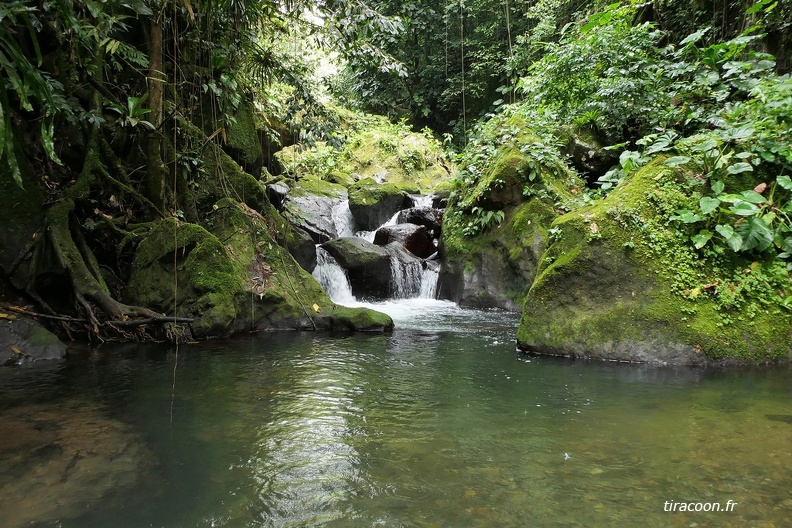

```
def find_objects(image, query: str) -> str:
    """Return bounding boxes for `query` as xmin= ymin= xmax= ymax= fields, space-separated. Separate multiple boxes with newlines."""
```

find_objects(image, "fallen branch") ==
xmin=2 ymin=304 xmax=193 ymax=326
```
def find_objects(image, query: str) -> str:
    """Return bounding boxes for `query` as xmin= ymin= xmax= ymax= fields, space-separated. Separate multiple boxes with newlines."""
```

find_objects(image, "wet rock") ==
xmin=265 ymin=182 xmax=290 ymax=210
xmin=281 ymin=179 xmax=349 ymax=243
xmin=0 ymin=317 xmax=67 ymax=366
xmin=374 ymin=224 xmax=437 ymax=259
xmin=279 ymin=224 xmax=317 ymax=273
xmin=321 ymin=237 xmax=395 ymax=299
xmin=396 ymin=207 xmax=444 ymax=236
xmin=348 ymin=178 xmax=413 ymax=231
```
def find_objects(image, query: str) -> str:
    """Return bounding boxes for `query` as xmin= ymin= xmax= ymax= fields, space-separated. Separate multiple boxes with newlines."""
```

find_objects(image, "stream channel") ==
xmin=1 ymin=196 xmax=791 ymax=527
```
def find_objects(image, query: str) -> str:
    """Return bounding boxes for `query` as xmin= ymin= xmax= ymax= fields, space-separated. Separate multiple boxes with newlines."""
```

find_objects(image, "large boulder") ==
xmin=558 ymin=125 xmax=618 ymax=184
xmin=396 ymin=207 xmax=444 ymax=236
xmin=348 ymin=177 xmax=412 ymax=231
xmin=374 ymin=223 xmax=437 ymax=259
xmin=517 ymin=158 xmax=792 ymax=364
xmin=281 ymin=178 xmax=352 ymax=243
xmin=321 ymin=237 xmax=393 ymax=299
xmin=126 ymin=204 xmax=393 ymax=337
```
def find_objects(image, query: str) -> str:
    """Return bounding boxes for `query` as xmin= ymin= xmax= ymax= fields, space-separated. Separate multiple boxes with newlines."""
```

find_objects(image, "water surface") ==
xmin=1 ymin=301 xmax=790 ymax=527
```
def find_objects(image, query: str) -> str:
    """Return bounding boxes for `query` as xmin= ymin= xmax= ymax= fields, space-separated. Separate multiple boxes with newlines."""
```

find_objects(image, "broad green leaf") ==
xmin=777 ymin=175 xmax=792 ymax=190
xmin=692 ymin=230 xmax=713 ymax=249
xmin=673 ymin=210 xmax=704 ymax=223
xmin=711 ymin=180 xmax=725 ymax=195
xmin=737 ymin=217 xmax=774 ymax=252
xmin=40 ymin=119 xmax=62 ymax=165
xmin=782 ymin=237 xmax=792 ymax=253
xmin=737 ymin=190 xmax=766 ymax=203
xmin=729 ymin=201 xmax=761 ymax=216
xmin=726 ymin=162 xmax=753 ymax=174
xmin=665 ymin=156 xmax=690 ymax=167
xmin=699 ymin=197 xmax=721 ymax=215
xmin=716 ymin=224 xmax=743 ymax=252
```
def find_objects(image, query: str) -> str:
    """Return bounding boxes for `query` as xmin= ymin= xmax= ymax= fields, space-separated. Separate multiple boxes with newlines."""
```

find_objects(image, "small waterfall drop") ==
xmin=331 ymin=200 xmax=357 ymax=238
xmin=389 ymin=256 xmax=423 ymax=299
xmin=419 ymin=266 xmax=439 ymax=299
xmin=312 ymin=247 xmax=355 ymax=305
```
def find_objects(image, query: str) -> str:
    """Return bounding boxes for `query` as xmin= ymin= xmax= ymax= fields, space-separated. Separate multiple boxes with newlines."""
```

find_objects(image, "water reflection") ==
xmin=0 ymin=309 xmax=790 ymax=528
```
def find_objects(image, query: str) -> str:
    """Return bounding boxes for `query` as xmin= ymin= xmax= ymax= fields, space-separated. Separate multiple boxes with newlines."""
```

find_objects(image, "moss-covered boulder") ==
xmin=517 ymin=158 xmax=792 ymax=364
xmin=281 ymin=177 xmax=353 ymax=242
xmin=126 ymin=210 xmax=393 ymax=337
xmin=348 ymin=177 xmax=411 ymax=230
xmin=178 ymin=117 xmax=269 ymax=216
xmin=440 ymin=129 xmax=586 ymax=310
xmin=224 ymin=100 xmax=264 ymax=177
xmin=275 ymin=116 xmax=453 ymax=193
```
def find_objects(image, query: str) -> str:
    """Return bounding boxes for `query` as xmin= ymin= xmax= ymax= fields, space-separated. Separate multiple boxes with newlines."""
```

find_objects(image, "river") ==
xmin=1 ymin=300 xmax=790 ymax=527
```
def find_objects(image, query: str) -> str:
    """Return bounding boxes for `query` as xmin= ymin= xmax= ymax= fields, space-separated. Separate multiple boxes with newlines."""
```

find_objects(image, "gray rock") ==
xmin=321 ymin=237 xmax=393 ymax=299
xmin=374 ymin=223 xmax=437 ymax=259
xmin=0 ymin=317 xmax=67 ymax=366
xmin=396 ymin=207 xmax=444 ymax=235
xmin=348 ymin=178 xmax=413 ymax=231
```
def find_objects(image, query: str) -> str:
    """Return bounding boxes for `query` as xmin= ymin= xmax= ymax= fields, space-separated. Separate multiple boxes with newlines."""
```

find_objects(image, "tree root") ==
xmin=27 ymin=133 xmax=183 ymax=341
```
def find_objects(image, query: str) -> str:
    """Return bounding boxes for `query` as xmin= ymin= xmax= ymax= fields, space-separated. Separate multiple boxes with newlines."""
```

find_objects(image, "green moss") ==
xmin=177 ymin=116 xmax=268 ymax=214
xmin=348 ymin=177 xmax=404 ymax=207
xmin=225 ymin=100 xmax=263 ymax=170
xmin=324 ymin=170 xmax=355 ymax=187
xmin=288 ymin=175 xmax=347 ymax=199
xmin=518 ymin=157 xmax=792 ymax=363
xmin=27 ymin=325 xmax=63 ymax=346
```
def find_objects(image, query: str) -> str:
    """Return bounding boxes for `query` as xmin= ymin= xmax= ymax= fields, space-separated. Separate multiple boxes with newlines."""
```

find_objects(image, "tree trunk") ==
xmin=146 ymin=14 xmax=168 ymax=216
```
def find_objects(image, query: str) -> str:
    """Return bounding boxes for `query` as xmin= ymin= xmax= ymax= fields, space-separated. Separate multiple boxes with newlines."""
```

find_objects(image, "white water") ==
xmin=318 ymin=193 xmax=440 ymax=306
xmin=410 ymin=194 xmax=434 ymax=208
xmin=331 ymin=200 xmax=357 ymax=238
xmin=312 ymin=247 xmax=355 ymax=304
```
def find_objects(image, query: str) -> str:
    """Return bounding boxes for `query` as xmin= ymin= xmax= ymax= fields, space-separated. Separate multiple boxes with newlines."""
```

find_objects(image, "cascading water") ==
xmin=317 ymin=193 xmax=441 ymax=307
xmin=331 ymin=200 xmax=357 ymax=238
xmin=389 ymin=257 xmax=423 ymax=299
xmin=312 ymin=247 xmax=355 ymax=304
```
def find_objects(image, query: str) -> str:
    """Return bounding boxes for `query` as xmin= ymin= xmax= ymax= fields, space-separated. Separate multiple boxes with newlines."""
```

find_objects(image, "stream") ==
xmin=1 ymin=301 xmax=791 ymax=527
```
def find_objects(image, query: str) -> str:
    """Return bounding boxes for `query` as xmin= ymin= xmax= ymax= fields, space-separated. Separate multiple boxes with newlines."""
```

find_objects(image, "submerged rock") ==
xmin=0 ymin=399 xmax=155 ymax=528
xmin=517 ymin=158 xmax=792 ymax=364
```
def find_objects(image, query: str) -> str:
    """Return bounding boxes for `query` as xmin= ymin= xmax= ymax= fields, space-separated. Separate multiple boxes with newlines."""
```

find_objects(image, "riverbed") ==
xmin=1 ymin=300 xmax=790 ymax=527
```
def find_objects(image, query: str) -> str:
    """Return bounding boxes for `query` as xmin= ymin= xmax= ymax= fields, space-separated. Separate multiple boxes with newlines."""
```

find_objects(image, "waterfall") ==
xmin=411 ymin=194 xmax=434 ymax=208
xmin=331 ymin=200 xmax=357 ymax=238
xmin=389 ymin=256 xmax=423 ymax=299
xmin=312 ymin=247 xmax=355 ymax=305
xmin=419 ymin=267 xmax=439 ymax=299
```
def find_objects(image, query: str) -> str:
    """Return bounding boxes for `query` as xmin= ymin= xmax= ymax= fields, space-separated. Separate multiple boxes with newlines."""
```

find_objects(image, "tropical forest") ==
xmin=1 ymin=0 xmax=791 ymax=526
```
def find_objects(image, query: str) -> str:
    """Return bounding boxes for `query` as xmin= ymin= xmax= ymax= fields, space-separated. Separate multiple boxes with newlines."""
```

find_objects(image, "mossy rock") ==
xmin=177 ymin=117 xmax=269 ymax=215
xmin=324 ymin=169 xmax=356 ymax=188
xmin=126 ymin=208 xmax=393 ymax=336
xmin=321 ymin=237 xmax=393 ymax=299
xmin=281 ymin=177 xmax=350 ymax=243
xmin=517 ymin=158 xmax=792 ymax=364
xmin=439 ymin=131 xmax=585 ymax=310
xmin=224 ymin=99 xmax=264 ymax=177
xmin=348 ymin=177 xmax=410 ymax=230
xmin=126 ymin=218 xmax=241 ymax=336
